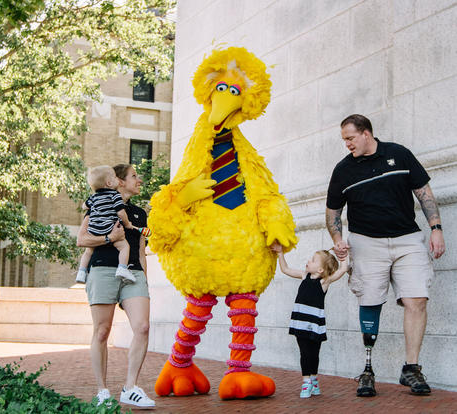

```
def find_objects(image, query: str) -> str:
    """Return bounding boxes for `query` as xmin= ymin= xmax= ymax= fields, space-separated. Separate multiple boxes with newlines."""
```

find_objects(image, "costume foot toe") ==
xmin=154 ymin=360 xmax=210 ymax=396
xmin=218 ymin=371 xmax=275 ymax=399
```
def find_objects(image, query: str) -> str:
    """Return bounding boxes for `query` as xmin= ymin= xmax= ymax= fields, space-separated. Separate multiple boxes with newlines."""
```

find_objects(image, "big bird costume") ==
xmin=148 ymin=47 xmax=297 ymax=399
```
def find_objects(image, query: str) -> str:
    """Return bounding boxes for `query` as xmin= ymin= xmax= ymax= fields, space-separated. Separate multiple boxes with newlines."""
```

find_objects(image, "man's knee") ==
xmin=402 ymin=297 xmax=427 ymax=312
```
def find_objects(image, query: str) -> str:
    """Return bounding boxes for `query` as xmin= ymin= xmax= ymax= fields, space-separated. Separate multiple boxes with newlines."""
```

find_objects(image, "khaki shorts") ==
xmin=86 ymin=266 xmax=150 ymax=307
xmin=348 ymin=231 xmax=434 ymax=306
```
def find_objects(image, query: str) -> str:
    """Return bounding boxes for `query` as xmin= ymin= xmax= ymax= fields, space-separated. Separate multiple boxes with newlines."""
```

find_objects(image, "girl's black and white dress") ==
xmin=289 ymin=273 xmax=327 ymax=376
xmin=289 ymin=273 xmax=327 ymax=342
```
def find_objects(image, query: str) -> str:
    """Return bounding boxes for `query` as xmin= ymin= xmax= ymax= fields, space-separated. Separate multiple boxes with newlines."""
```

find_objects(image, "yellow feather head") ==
xmin=193 ymin=47 xmax=271 ymax=127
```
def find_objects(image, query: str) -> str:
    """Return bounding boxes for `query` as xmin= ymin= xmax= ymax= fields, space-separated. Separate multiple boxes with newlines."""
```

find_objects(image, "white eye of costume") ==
xmin=216 ymin=82 xmax=228 ymax=92
xmin=229 ymin=85 xmax=241 ymax=96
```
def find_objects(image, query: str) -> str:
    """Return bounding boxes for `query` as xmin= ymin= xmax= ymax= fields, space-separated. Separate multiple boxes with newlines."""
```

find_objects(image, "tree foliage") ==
xmin=0 ymin=0 xmax=175 ymax=266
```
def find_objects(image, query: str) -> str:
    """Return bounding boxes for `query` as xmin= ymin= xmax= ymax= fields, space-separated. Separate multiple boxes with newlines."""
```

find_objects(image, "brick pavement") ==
xmin=1 ymin=345 xmax=457 ymax=414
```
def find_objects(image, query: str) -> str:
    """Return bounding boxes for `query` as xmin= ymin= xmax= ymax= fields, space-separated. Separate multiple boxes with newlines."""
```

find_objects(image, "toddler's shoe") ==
xmin=120 ymin=385 xmax=155 ymax=408
xmin=300 ymin=380 xmax=312 ymax=398
xmin=138 ymin=227 xmax=152 ymax=237
xmin=311 ymin=379 xmax=321 ymax=395
xmin=115 ymin=266 xmax=136 ymax=284
xmin=75 ymin=269 xmax=87 ymax=284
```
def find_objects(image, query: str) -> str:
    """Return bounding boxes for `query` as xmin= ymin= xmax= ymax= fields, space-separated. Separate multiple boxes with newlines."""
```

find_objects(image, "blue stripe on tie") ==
xmin=211 ymin=160 xmax=238 ymax=182
xmin=212 ymin=141 xmax=232 ymax=159
xmin=213 ymin=185 xmax=246 ymax=209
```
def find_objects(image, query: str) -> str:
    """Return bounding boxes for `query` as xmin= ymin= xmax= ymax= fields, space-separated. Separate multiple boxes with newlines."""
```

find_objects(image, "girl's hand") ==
xmin=339 ymin=256 xmax=351 ymax=273
xmin=270 ymin=241 xmax=283 ymax=253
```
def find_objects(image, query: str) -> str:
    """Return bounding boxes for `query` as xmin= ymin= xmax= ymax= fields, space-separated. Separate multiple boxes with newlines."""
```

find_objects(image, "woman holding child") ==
xmin=76 ymin=163 xmax=155 ymax=409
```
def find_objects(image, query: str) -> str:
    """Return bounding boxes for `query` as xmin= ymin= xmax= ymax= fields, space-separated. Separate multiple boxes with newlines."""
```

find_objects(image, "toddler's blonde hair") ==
xmin=87 ymin=165 xmax=114 ymax=191
xmin=315 ymin=250 xmax=339 ymax=279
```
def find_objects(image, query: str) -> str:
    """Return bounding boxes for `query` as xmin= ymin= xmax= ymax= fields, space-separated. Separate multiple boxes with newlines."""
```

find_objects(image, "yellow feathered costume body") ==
xmin=148 ymin=48 xmax=297 ymax=297
xmin=148 ymin=47 xmax=297 ymax=400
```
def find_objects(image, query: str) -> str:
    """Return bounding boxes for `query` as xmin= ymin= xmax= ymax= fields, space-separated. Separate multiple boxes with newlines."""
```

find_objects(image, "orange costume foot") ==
xmin=219 ymin=371 xmax=275 ymax=399
xmin=155 ymin=360 xmax=210 ymax=396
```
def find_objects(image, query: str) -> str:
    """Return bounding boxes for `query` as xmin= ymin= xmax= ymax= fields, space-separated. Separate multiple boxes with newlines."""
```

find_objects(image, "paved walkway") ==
xmin=1 ymin=343 xmax=456 ymax=413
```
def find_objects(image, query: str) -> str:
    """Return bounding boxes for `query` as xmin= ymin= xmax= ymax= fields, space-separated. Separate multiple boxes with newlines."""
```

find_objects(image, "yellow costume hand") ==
xmin=176 ymin=173 xmax=217 ymax=208
xmin=266 ymin=222 xmax=295 ymax=248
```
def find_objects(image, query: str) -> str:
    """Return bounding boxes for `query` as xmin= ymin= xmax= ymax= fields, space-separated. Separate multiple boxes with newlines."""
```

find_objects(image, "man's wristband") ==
xmin=430 ymin=224 xmax=442 ymax=231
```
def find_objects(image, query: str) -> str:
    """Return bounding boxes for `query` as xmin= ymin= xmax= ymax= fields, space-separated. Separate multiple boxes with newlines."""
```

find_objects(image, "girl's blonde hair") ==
xmin=315 ymin=250 xmax=339 ymax=279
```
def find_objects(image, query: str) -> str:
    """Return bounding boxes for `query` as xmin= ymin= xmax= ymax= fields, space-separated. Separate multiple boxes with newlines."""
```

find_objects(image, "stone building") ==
xmin=0 ymin=43 xmax=173 ymax=288
xmin=140 ymin=0 xmax=457 ymax=391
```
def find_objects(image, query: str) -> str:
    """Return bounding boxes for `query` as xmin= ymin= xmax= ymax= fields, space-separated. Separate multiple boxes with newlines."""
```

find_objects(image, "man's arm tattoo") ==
xmin=326 ymin=207 xmax=343 ymax=238
xmin=413 ymin=184 xmax=441 ymax=224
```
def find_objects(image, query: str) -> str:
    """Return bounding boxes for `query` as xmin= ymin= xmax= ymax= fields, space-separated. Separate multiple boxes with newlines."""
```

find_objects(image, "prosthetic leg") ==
xmin=357 ymin=304 xmax=382 ymax=397
xmin=218 ymin=293 xmax=275 ymax=399
xmin=154 ymin=294 xmax=217 ymax=396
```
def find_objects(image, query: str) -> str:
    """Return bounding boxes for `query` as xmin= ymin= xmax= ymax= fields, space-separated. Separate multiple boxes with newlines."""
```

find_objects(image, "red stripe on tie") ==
xmin=212 ymin=149 xmax=235 ymax=171
xmin=213 ymin=175 xmax=240 ymax=198
xmin=213 ymin=130 xmax=232 ymax=144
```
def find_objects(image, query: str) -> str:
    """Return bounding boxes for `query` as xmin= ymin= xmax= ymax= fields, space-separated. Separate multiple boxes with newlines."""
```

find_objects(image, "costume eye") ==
xmin=216 ymin=82 xmax=228 ymax=92
xmin=230 ymin=85 xmax=241 ymax=96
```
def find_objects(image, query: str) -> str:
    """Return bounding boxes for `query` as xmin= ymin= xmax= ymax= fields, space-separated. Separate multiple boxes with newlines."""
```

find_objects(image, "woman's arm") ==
xmin=139 ymin=235 xmax=147 ymax=274
xmin=76 ymin=216 xmax=125 ymax=248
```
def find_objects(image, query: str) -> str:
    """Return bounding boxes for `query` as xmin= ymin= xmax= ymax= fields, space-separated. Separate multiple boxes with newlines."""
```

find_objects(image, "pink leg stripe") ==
xmin=226 ymin=359 xmax=252 ymax=368
xmin=183 ymin=309 xmax=213 ymax=322
xmin=186 ymin=295 xmax=218 ymax=307
xmin=225 ymin=293 xmax=258 ymax=305
xmin=171 ymin=344 xmax=195 ymax=360
xmin=175 ymin=333 xmax=200 ymax=347
xmin=179 ymin=321 xmax=206 ymax=336
xmin=229 ymin=325 xmax=258 ymax=334
xmin=227 ymin=308 xmax=258 ymax=318
xmin=229 ymin=343 xmax=256 ymax=351
xmin=168 ymin=355 xmax=193 ymax=368
xmin=224 ymin=367 xmax=250 ymax=375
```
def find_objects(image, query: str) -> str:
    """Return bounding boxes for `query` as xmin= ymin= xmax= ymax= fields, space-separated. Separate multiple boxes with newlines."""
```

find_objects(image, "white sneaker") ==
xmin=96 ymin=388 xmax=111 ymax=406
xmin=120 ymin=385 xmax=155 ymax=408
xmin=115 ymin=266 xmax=136 ymax=283
xmin=75 ymin=269 xmax=87 ymax=283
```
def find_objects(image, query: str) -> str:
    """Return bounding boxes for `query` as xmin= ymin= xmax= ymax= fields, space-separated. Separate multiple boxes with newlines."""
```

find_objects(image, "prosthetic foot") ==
xmin=154 ymin=294 xmax=217 ymax=396
xmin=219 ymin=293 xmax=275 ymax=399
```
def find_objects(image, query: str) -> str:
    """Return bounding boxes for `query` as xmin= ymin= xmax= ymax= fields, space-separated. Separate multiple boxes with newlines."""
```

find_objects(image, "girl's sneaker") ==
xmin=300 ymin=380 xmax=312 ymax=398
xmin=311 ymin=379 xmax=321 ymax=395
xmin=120 ymin=385 xmax=155 ymax=408
xmin=96 ymin=388 xmax=111 ymax=406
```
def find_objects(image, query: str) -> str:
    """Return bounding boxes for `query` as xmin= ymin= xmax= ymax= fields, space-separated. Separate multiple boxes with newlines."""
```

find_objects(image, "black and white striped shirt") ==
xmin=289 ymin=273 xmax=327 ymax=342
xmin=86 ymin=188 xmax=125 ymax=236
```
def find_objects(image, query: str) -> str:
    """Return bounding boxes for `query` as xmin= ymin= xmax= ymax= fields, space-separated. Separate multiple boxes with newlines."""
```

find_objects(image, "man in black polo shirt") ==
xmin=326 ymin=114 xmax=445 ymax=397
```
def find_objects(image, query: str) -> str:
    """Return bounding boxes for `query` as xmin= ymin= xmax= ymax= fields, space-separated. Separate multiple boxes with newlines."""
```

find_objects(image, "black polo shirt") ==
xmin=326 ymin=139 xmax=430 ymax=238
xmin=89 ymin=201 xmax=147 ymax=270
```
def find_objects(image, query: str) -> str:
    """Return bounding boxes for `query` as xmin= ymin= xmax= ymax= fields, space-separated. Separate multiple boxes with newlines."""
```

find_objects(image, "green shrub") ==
xmin=0 ymin=360 xmax=127 ymax=413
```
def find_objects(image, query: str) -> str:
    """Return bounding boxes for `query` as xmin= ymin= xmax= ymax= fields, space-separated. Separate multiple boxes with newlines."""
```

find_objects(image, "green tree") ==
xmin=0 ymin=0 xmax=175 ymax=267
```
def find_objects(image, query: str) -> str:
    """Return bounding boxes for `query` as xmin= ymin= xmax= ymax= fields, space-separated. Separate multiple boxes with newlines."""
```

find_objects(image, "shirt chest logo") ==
xmin=387 ymin=158 xmax=396 ymax=166
xmin=134 ymin=214 xmax=139 ymax=219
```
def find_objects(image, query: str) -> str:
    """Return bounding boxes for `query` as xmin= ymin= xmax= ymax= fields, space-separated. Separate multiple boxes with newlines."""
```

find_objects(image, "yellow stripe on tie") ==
xmin=213 ymin=172 xmax=238 ymax=186
xmin=212 ymin=159 xmax=235 ymax=174
xmin=213 ymin=147 xmax=232 ymax=162
xmin=213 ymin=183 xmax=243 ymax=201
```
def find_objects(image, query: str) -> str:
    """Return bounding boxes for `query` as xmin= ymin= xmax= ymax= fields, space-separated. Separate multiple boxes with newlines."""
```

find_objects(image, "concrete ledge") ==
xmin=0 ymin=287 xmax=88 ymax=303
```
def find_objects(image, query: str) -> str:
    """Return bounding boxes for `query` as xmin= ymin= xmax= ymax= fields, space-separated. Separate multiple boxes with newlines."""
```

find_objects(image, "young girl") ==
xmin=271 ymin=241 xmax=349 ymax=398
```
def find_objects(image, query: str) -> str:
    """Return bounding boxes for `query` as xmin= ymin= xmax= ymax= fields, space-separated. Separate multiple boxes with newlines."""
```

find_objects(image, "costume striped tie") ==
xmin=211 ymin=129 xmax=246 ymax=210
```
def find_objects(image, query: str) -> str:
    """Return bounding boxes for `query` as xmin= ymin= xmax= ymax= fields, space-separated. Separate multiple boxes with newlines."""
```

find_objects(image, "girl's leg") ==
xmin=113 ymin=239 xmax=130 ymax=266
xmin=122 ymin=296 xmax=150 ymax=389
xmin=90 ymin=304 xmax=116 ymax=390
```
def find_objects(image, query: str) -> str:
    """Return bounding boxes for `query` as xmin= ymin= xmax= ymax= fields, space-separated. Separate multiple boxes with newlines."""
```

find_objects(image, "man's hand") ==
xmin=333 ymin=239 xmax=349 ymax=260
xmin=109 ymin=221 xmax=125 ymax=243
xmin=176 ymin=174 xmax=217 ymax=208
xmin=429 ymin=230 xmax=445 ymax=259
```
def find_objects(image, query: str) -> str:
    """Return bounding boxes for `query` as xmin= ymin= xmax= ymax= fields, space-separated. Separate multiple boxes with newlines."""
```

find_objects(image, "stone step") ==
xmin=0 ymin=287 xmax=127 ymax=344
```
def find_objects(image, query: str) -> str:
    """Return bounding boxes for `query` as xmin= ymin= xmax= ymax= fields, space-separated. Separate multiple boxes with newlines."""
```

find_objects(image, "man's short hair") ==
xmin=87 ymin=165 xmax=114 ymax=191
xmin=340 ymin=114 xmax=373 ymax=134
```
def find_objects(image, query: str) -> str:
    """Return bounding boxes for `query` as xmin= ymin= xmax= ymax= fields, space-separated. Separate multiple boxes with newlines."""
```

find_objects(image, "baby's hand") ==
xmin=270 ymin=241 xmax=283 ymax=253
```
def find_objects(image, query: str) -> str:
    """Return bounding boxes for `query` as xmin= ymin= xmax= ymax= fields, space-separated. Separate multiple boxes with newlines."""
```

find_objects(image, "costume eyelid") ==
xmin=231 ymin=84 xmax=241 ymax=92
xmin=216 ymin=81 xmax=228 ymax=87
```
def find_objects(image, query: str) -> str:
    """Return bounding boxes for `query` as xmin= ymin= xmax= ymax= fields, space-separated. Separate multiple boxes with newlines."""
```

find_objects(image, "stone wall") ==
xmin=144 ymin=0 xmax=457 ymax=390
